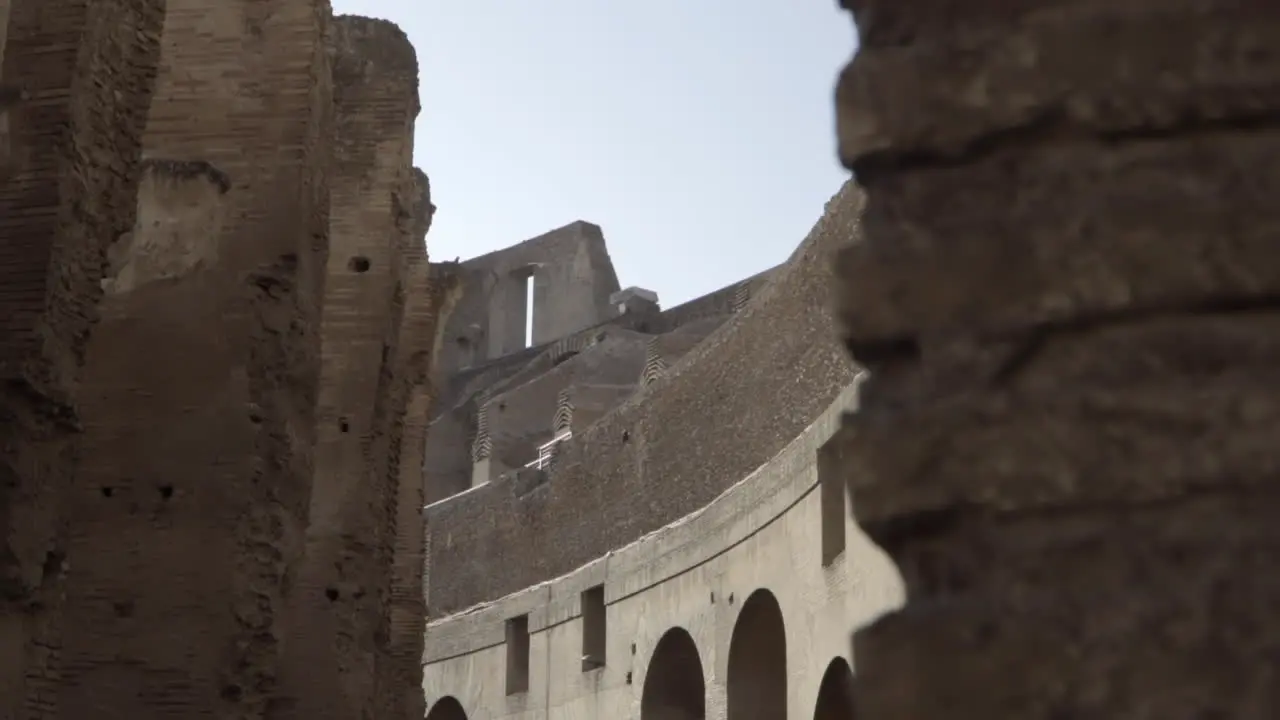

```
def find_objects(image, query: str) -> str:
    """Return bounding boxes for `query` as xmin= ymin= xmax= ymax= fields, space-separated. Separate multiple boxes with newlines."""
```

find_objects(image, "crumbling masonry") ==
xmin=3 ymin=0 xmax=1279 ymax=718
xmin=833 ymin=1 xmax=1280 ymax=717
xmin=0 ymin=0 xmax=164 ymax=717
xmin=0 ymin=2 xmax=453 ymax=719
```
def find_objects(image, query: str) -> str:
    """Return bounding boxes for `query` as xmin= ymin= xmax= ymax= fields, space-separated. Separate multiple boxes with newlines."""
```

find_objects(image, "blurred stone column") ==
xmin=832 ymin=1 xmax=1280 ymax=716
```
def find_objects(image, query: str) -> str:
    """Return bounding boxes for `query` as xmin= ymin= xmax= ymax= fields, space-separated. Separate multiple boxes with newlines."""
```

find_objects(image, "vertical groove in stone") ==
xmin=57 ymin=0 xmax=332 ymax=717
xmin=0 ymin=0 xmax=163 ymax=716
xmin=272 ymin=15 xmax=418 ymax=720
xmin=834 ymin=2 xmax=1280 ymax=717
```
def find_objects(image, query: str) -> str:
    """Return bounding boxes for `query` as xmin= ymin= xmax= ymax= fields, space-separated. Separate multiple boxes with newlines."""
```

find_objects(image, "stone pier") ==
xmin=0 ymin=0 xmax=163 ymax=717
xmin=57 ymin=0 xmax=332 ymax=716
xmin=833 ymin=2 xmax=1280 ymax=717
xmin=271 ymin=16 xmax=419 ymax=720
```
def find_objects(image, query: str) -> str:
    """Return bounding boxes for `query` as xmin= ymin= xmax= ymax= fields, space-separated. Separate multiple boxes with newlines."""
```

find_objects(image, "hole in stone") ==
xmin=158 ymin=485 xmax=174 ymax=500
xmin=112 ymin=600 xmax=135 ymax=618
xmin=622 ymin=430 xmax=630 ymax=442
xmin=42 ymin=549 xmax=64 ymax=581
xmin=325 ymin=587 xmax=339 ymax=601
xmin=101 ymin=486 xmax=114 ymax=498
xmin=728 ymin=592 xmax=735 ymax=605
xmin=631 ymin=642 xmax=637 ymax=655
xmin=710 ymin=591 xmax=715 ymax=603
xmin=339 ymin=417 xmax=350 ymax=433
xmin=348 ymin=256 xmax=371 ymax=273
xmin=497 ymin=402 xmax=506 ymax=412
xmin=626 ymin=671 xmax=633 ymax=685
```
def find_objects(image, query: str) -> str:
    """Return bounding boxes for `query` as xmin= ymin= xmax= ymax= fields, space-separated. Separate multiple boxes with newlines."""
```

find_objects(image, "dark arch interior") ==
xmin=641 ymin=627 xmax=706 ymax=720
xmin=727 ymin=589 xmax=788 ymax=720
xmin=812 ymin=657 xmax=857 ymax=720
xmin=425 ymin=695 xmax=468 ymax=720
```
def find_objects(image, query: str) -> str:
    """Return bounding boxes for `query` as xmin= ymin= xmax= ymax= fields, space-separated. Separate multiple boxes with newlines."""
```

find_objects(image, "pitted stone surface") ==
xmin=835 ymin=1 xmax=1280 ymax=717
xmin=57 ymin=1 xmax=332 ymax=717
xmin=272 ymin=15 xmax=419 ymax=720
xmin=0 ymin=0 xmax=163 ymax=715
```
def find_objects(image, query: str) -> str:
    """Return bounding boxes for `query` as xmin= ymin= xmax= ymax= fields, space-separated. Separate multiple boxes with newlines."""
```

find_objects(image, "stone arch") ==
xmin=812 ymin=657 xmax=856 ymax=720
xmin=641 ymin=627 xmax=706 ymax=720
xmin=425 ymin=695 xmax=468 ymax=720
xmin=726 ymin=589 xmax=788 ymax=720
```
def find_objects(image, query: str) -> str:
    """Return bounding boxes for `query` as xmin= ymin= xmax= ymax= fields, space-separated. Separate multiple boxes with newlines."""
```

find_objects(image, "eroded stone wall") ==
xmin=383 ymin=172 xmax=459 ymax=720
xmin=57 ymin=0 xmax=332 ymax=716
xmin=0 ymin=0 xmax=163 ymax=716
xmin=271 ymin=16 xmax=418 ymax=720
xmin=425 ymin=182 xmax=863 ymax=615
xmin=833 ymin=2 xmax=1280 ymax=717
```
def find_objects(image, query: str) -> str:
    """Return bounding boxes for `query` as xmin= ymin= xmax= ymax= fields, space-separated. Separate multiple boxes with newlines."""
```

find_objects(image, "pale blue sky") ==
xmin=331 ymin=1 xmax=856 ymax=306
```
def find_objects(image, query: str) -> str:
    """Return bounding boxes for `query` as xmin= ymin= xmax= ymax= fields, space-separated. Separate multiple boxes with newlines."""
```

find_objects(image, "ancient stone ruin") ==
xmin=2 ymin=0 xmax=1277 ymax=719
xmin=1 ymin=1 xmax=454 ymax=718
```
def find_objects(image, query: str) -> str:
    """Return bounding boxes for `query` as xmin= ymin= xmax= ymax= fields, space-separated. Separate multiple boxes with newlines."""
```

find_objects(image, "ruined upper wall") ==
xmin=655 ymin=266 xmax=778 ymax=333
xmin=425 ymin=181 xmax=863 ymax=614
xmin=435 ymin=221 xmax=622 ymax=373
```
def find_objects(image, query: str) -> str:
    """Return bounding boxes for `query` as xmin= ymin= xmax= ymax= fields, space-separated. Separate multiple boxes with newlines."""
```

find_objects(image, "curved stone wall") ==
xmin=425 ymin=181 xmax=865 ymax=614
xmin=421 ymin=381 xmax=903 ymax=719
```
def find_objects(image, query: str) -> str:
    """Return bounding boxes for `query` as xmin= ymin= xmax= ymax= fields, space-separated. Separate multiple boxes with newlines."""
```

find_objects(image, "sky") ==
xmin=331 ymin=1 xmax=857 ymax=307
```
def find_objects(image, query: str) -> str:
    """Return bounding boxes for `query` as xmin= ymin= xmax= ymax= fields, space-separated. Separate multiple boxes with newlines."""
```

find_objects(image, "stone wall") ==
xmin=385 ymin=192 xmax=459 ymax=720
xmin=0 ymin=0 xmax=163 ymax=716
xmin=434 ymin=221 xmax=622 ymax=374
xmin=425 ymin=182 xmax=864 ymax=615
xmin=654 ymin=267 xmax=776 ymax=333
xmin=272 ymin=15 xmax=418 ymax=720
xmin=56 ymin=0 xmax=333 ymax=716
xmin=831 ymin=2 xmax=1280 ymax=717
xmin=421 ymin=382 xmax=901 ymax=720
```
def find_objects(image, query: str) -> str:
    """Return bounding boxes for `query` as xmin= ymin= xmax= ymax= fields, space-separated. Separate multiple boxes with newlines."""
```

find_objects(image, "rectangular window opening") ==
xmin=524 ymin=272 xmax=535 ymax=348
xmin=581 ymin=585 xmax=606 ymax=671
xmin=505 ymin=614 xmax=531 ymax=695
xmin=819 ymin=436 xmax=847 ymax=566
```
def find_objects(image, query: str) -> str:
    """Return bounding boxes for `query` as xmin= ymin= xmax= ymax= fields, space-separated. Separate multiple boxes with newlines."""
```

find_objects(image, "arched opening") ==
xmin=812 ymin=657 xmax=856 ymax=720
xmin=727 ymin=589 xmax=788 ymax=720
xmin=640 ymin=627 xmax=705 ymax=720
xmin=425 ymin=695 xmax=467 ymax=720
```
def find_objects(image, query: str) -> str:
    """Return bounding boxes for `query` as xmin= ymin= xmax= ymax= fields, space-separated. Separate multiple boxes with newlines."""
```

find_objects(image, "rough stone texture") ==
xmin=833 ymin=1 xmax=1280 ymax=717
xmin=56 ymin=0 xmax=333 ymax=716
xmin=383 ymin=171 xmax=461 ymax=720
xmin=425 ymin=182 xmax=863 ymax=615
xmin=0 ymin=0 xmax=163 ymax=716
xmin=270 ymin=16 xmax=418 ymax=720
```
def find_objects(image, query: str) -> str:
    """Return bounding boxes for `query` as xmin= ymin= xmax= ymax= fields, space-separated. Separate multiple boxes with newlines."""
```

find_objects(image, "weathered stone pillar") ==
xmin=378 ymin=166 xmax=430 ymax=717
xmin=271 ymin=16 xmax=418 ymax=720
xmin=56 ymin=0 xmax=332 ymax=717
xmin=0 ymin=0 xmax=163 ymax=716
xmin=382 ymin=172 xmax=461 ymax=720
xmin=833 ymin=1 xmax=1280 ymax=716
